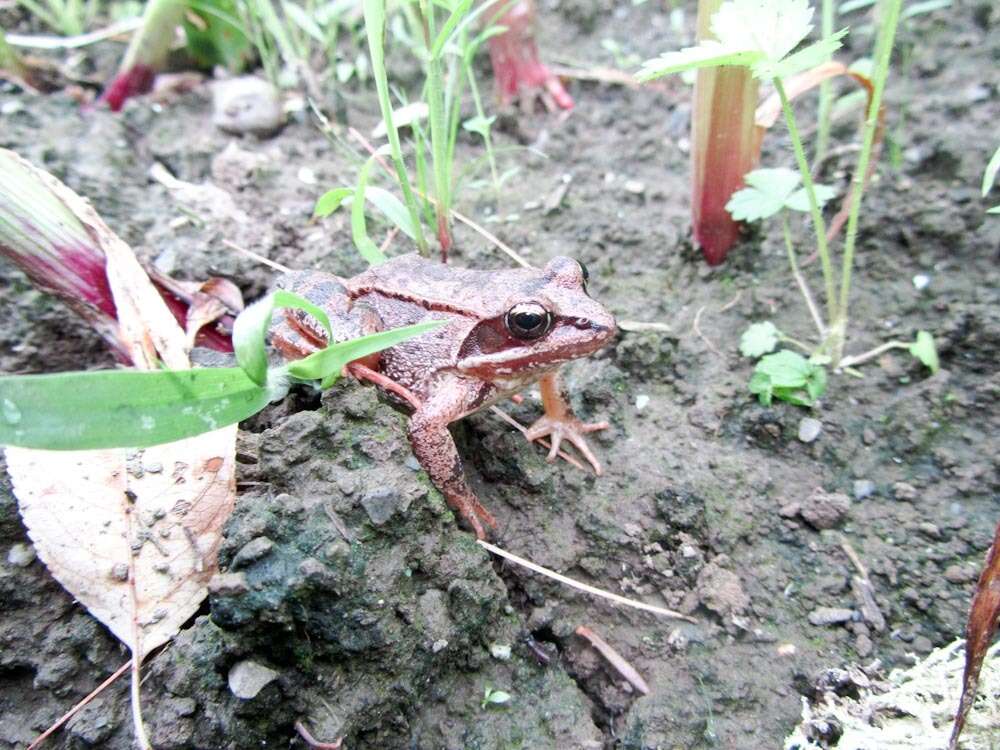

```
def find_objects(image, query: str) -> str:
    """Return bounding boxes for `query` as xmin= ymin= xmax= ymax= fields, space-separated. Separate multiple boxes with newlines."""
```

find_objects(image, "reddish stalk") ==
xmin=486 ymin=0 xmax=572 ymax=111
xmin=690 ymin=0 xmax=759 ymax=265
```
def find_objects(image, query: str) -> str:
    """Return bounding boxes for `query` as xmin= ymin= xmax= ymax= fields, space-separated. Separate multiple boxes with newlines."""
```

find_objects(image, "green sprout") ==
xmin=481 ymin=686 xmax=512 ymax=709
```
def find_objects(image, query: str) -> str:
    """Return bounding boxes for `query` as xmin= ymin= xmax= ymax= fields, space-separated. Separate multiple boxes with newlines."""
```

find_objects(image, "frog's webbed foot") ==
xmin=525 ymin=372 xmax=608 ymax=476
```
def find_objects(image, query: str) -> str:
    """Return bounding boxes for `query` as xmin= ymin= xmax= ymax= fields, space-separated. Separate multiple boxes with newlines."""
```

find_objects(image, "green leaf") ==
xmin=0 ymin=367 xmax=274 ymax=450
xmin=900 ymin=0 xmax=952 ymax=21
xmin=758 ymin=29 xmax=848 ymax=80
xmin=430 ymin=0 xmax=474 ymax=58
xmin=749 ymin=350 xmax=826 ymax=407
xmin=233 ymin=290 xmax=333 ymax=386
xmin=364 ymin=187 xmax=419 ymax=241
xmin=740 ymin=322 xmax=782 ymax=358
xmin=786 ymin=183 xmax=838 ymax=212
xmin=182 ymin=0 xmax=252 ymax=71
xmin=462 ymin=115 xmax=496 ymax=139
xmin=982 ymin=145 xmax=1000 ymax=198
xmin=352 ymin=158 xmax=388 ymax=266
xmin=314 ymin=187 xmax=354 ymax=218
xmin=908 ymin=330 xmax=939 ymax=373
xmin=637 ymin=43 xmax=763 ymax=81
xmin=282 ymin=1 xmax=325 ymax=42
xmin=726 ymin=168 xmax=801 ymax=221
xmin=289 ymin=319 xmax=446 ymax=388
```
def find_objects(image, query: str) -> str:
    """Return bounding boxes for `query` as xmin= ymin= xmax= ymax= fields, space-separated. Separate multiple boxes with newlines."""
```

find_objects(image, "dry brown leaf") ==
xmin=6 ymin=426 xmax=236 ymax=653
xmin=950 ymin=519 xmax=1000 ymax=750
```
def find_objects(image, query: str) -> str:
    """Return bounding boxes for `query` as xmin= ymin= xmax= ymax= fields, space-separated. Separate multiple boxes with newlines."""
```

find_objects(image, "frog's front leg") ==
xmin=408 ymin=376 xmax=498 ymax=540
xmin=525 ymin=371 xmax=609 ymax=475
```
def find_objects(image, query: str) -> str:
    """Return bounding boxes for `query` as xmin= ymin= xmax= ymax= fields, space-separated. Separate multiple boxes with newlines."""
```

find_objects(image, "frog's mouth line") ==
xmin=457 ymin=322 xmax=615 ymax=376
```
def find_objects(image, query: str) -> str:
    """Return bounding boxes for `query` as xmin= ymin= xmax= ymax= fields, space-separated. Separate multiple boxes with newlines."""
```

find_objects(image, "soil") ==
xmin=1 ymin=1 xmax=998 ymax=749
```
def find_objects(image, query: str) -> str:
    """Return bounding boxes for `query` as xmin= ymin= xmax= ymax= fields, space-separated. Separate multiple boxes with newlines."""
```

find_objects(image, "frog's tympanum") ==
xmin=271 ymin=254 xmax=616 ymax=539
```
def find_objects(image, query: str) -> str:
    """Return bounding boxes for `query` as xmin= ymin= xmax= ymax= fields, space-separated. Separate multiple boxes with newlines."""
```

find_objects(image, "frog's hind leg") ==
xmin=525 ymin=371 xmax=609 ymax=476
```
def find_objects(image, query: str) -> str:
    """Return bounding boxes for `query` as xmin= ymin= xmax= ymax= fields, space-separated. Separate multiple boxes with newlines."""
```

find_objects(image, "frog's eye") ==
xmin=505 ymin=303 xmax=552 ymax=340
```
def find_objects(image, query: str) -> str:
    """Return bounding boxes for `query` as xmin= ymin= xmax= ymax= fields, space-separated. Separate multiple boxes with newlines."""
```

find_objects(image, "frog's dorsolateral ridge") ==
xmin=271 ymin=254 xmax=616 ymax=539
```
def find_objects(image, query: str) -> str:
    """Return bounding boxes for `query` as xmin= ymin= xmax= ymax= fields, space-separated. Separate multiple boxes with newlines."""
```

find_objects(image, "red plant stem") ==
xmin=690 ymin=0 xmax=759 ymax=265
xmin=486 ymin=0 xmax=572 ymax=110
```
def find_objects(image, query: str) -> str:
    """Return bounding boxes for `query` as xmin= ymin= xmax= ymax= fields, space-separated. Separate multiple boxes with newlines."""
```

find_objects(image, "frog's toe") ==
xmin=525 ymin=416 xmax=607 ymax=476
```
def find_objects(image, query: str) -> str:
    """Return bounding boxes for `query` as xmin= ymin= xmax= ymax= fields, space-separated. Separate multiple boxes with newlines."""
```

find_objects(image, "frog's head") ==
xmin=457 ymin=256 xmax=617 ymax=380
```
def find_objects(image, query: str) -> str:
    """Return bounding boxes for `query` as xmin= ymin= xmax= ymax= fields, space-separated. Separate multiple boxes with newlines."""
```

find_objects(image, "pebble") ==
xmin=623 ymin=179 xmax=646 ymax=195
xmin=855 ymin=633 xmax=873 ymax=658
xmin=853 ymin=480 xmax=876 ymax=500
xmin=231 ymin=537 xmax=275 ymax=569
xmin=797 ymin=417 xmax=822 ymax=443
xmin=207 ymin=572 xmax=250 ymax=596
xmin=228 ymin=660 xmax=279 ymax=699
xmin=893 ymin=482 xmax=919 ymax=502
xmin=943 ymin=564 xmax=975 ymax=584
xmin=862 ymin=428 xmax=877 ymax=445
xmin=808 ymin=607 xmax=857 ymax=626
xmin=212 ymin=76 xmax=286 ymax=137
xmin=696 ymin=561 xmax=750 ymax=618
xmin=635 ymin=394 xmax=650 ymax=411
xmin=6 ymin=543 xmax=36 ymax=567
xmin=917 ymin=522 xmax=943 ymax=540
xmin=489 ymin=643 xmax=512 ymax=660
xmin=800 ymin=489 xmax=851 ymax=530
xmin=361 ymin=486 xmax=405 ymax=525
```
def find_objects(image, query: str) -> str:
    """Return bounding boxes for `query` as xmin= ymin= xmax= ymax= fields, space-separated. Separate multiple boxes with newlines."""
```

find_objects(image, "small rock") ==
xmin=361 ymin=486 xmax=405 ymax=525
xmin=893 ymin=482 xmax=919 ymax=502
xmin=231 ymin=537 xmax=275 ymax=569
xmin=623 ymin=179 xmax=646 ymax=195
xmin=635 ymin=394 xmax=650 ymax=411
xmin=800 ymin=489 xmax=851 ymax=530
xmin=696 ymin=560 xmax=749 ymax=618
xmin=7 ymin=543 xmax=36 ymax=567
xmin=777 ymin=643 xmax=797 ymax=657
xmin=912 ymin=635 xmax=934 ymax=654
xmin=855 ymin=633 xmax=873 ymax=658
xmin=778 ymin=502 xmax=801 ymax=519
xmin=213 ymin=76 xmax=285 ymax=137
xmin=228 ymin=660 xmax=279 ymax=700
xmin=489 ymin=643 xmax=512 ymax=660
xmin=862 ymin=428 xmax=877 ymax=445
xmin=208 ymin=572 xmax=250 ymax=596
xmin=912 ymin=274 xmax=930 ymax=291
xmin=853 ymin=480 xmax=876 ymax=500
xmin=917 ymin=522 xmax=942 ymax=540
xmin=808 ymin=607 xmax=856 ymax=626
xmin=431 ymin=639 xmax=448 ymax=653
xmin=943 ymin=564 xmax=974 ymax=584
xmin=797 ymin=417 xmax=822 ymax=443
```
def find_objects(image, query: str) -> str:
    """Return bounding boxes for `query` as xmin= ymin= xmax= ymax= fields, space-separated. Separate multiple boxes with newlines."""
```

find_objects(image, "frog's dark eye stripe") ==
xmin=505 ymin=302 xmax=552 ymax=340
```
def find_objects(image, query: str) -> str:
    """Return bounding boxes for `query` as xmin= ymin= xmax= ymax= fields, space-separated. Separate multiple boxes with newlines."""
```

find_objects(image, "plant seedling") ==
xmin=748 ymin=349 xmax=827 ymax=407
xmin=481 ymin=686 xmax=512 ymax=709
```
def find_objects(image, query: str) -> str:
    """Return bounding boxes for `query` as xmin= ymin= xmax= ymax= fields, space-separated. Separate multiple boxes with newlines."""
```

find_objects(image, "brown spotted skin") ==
xmin=270 ymin=254 xmax=616 ymax=539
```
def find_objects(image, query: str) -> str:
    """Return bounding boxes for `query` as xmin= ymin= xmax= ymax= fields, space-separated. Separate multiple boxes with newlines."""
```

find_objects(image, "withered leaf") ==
xmin=6 ymin=426 xmax=236 ymax=654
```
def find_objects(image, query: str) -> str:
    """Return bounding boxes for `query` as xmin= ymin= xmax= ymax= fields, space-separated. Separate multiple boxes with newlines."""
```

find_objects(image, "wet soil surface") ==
xmin=1 ymin=1 xmax=998 ymax=748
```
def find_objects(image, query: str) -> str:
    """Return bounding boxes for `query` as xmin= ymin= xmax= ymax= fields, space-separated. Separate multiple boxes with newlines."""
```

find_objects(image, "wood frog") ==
xmin=270 ymin=254 xmax=616 ymax=539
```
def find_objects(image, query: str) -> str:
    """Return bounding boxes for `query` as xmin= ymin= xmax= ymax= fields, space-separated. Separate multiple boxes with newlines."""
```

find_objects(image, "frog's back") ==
xmin=347 ymin=253 xmax=541 ymax=319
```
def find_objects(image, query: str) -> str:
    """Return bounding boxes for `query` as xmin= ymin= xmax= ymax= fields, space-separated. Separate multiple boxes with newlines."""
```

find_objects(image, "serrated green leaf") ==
xmin=748 ymin=370 xmax=774 ymax=405
xmin=726 ymin=168 xmax=801 ymax=221
xmin=0 ymin=367 xmax=273 ymax=450
xmin=637 ymin=43 xmax=763 ymax=81
xmin=711 ymin=0 xmax=814 ymax=60
xmin=314 ymin=187 xmax=354 ymax=218
xmin=982 ymin=145 xmax=1000 ymax=198
xmin=740 ymin=322 xmax=782 ymax=358
xmin=750 ymin=350 xmax=825 ymax=407
xmin=786 ymin=183 xmax=838 ymax=212
xmin=908 ymin=330 xmax=939 ymax=373
xmin=756 ymin=350 xmax=812 ymax=388
xmin=758 ymin=30 xmax=848 ymax=80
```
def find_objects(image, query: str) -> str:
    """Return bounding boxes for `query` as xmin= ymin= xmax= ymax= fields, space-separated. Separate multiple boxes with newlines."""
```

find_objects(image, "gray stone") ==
xmin=800 ymin=489 xmax=851 ymax=530
xmin=853 ymin=480 xmax=876 ymax=500
xmin=696 ymin=561 xmax=749 ymax=618
xmin=231 ymin=537 xmax=274 ymax=569
xmin=797 ymin=417 xmax=822 ymax=443
xmin=361 ymin=486 xmax=405 ymax=525
xmin=212 ymin=76 xmax=285 ymax=137
xmin=807 ymin=607 xmax=857 ymax=626
xmin=6 ymin=542 xmax=36 ymax=567
xmin=208 ymin=572 xmax=250 ymax=596
xmin=228 ymin=660 xmax=279 ymax=699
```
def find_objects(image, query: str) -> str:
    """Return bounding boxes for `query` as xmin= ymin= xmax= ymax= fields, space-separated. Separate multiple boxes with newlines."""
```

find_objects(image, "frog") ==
xmin=270 ymin=253 xmax=616 ymax=540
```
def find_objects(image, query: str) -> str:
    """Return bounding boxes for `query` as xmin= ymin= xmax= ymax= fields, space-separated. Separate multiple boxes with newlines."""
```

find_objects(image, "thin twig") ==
xmin=575 ymin=625 xmax=650 ymax=695
xmin=838 ymin=534 xmax=870 ymax=581
xmin=6 ymin=17 xmax=142 ymax=49
xmin=222 ymin=240 xmax=291 ymax=273
xmin=618 ymin=320 xmax=671 ymax=333
xmin=294 ymin=720 xmax=343 ymax=749
xmin=27 ymin=660 xmax=132 ymax=750
xmin=837 ymin=340 xmax=909 ymax=370
xmin=782 ymin=215 xmax=826 ymax=338
xmin=691 ymin=305 xmax=721 ymax=356
xmin=478 ymin=540 xmax=697 ymax=623
xmin=718 ymin=291 xmax=743 ymax=313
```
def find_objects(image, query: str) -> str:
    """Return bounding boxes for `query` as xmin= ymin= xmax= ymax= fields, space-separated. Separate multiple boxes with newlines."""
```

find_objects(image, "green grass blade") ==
xmin=352 ymin=159 xmax=388 ymax=266
xmin=0 ymin=368 xmax=274 ymax=450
